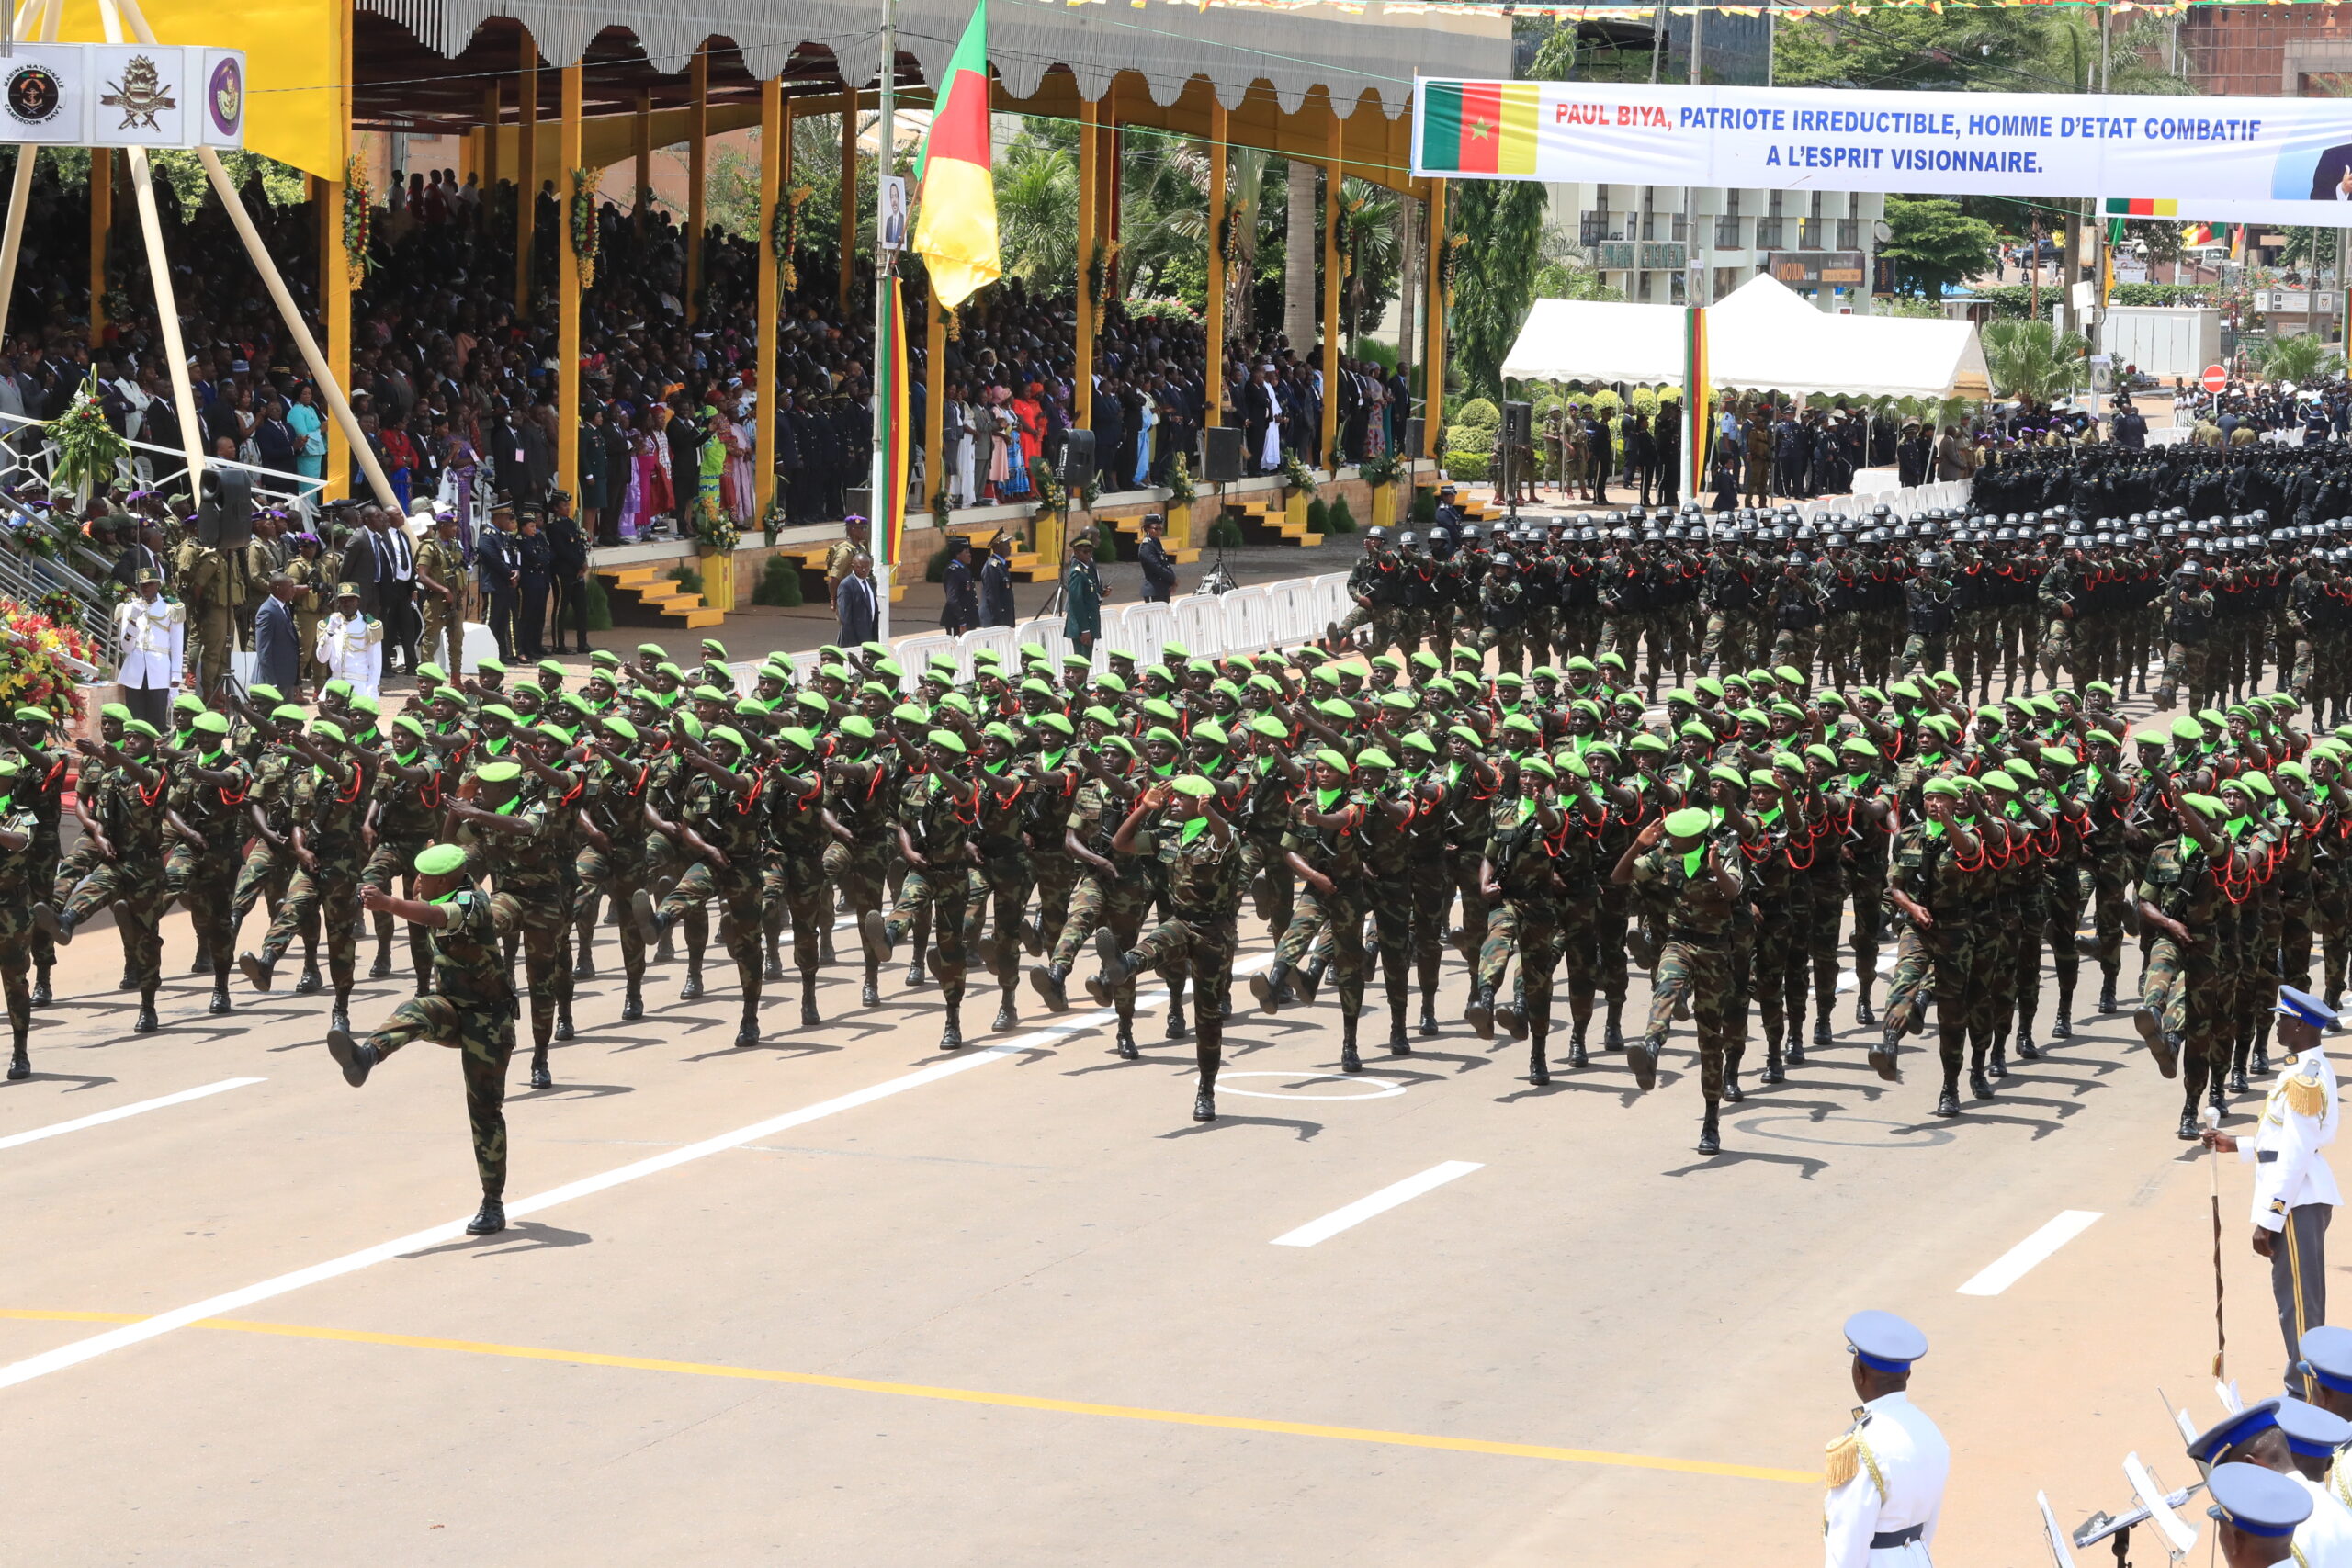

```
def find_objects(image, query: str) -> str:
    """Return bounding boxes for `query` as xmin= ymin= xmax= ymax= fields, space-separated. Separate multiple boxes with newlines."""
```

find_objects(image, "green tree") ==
xmin=996 ymin=124 xmax=1080 ymax=287
xmin=1981 ymin=317 xmax=2089 ymax=403
xmin=1880 ymin=197 xmax=1998 ymax=299
xmin=2253 ymin=331 xmax=2346 ymax=387
xmin=1448 ymin=180 xmax=1545 ymax=406
xmin=1335 ymin=176 xmax=1400 ymax=338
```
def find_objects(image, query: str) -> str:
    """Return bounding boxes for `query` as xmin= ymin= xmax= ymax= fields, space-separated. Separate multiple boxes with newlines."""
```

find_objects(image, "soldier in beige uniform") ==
xmin=414 ymin=512 xmax=468 ymax=672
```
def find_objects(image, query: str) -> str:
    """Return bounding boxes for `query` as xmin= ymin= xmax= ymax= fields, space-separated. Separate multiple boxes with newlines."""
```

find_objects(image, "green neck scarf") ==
xmin=1314 ymin=785 xmax=1344 ymax=811
xmin=1180 ymin=816 xmax=1209 ymax=846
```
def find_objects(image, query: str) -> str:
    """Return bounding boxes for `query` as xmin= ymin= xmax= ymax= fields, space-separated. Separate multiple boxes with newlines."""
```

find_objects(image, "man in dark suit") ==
xmin=2312 ymin=145 xmax=2352 ymax=201
xmin=544 ymin=492 xmax=590 ymax=654
xmin=939 ymin=536 xmax=978 ymax=635
xmin=254 ymin=399 xmax=298 ymax=477
xmin=363 ymin=507 xmax=417 ymax=675
xmin=253 ymin=571 xmax=302 ymax=697
xmin=1137 ymin=513 xmax=1177 ymax=603
xmin=111 ymin=523 xmax=167 ymax=593
xmin=835 ymin=550 xmax=879 ymax=646
xmin=979 ymin=532 xmax=1017 ymax=628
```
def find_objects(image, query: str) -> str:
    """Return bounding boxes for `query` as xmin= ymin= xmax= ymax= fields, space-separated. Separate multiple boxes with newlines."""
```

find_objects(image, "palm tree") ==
xmin=1222 ymin=147 xmax=1269 ymax=336
xmin=1981 ymin=318 xmax=2089 ymax=404
xmin=1114 ymin=130 xmax=1209 ymax=300
xmin=1283 ymin=160 xmax=1317 ymax=347
xmin=1335 ymin=176 xmax=1399 ymax=338
xmin=2253 ymin=330 xmax=2346 ymax=388
xmin=995 ymin=130 xmax=1079 ymax=287
xmin=1532 ymin=226 xmax=1623 ymax=302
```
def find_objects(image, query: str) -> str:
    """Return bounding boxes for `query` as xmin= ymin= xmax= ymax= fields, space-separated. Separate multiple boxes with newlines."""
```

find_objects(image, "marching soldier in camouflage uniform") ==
xmin=637 ymin=727 xmax=768 ymax=1050
xmin=237 ymin=720 xmax=379 ymax=1034
xmin=758 ymin=726 xmax=831 ymax=1030
xmin=1883 ymin=776 xmax=2007 ymax=1118
xmin=0 ymin=761 xmax=43 ymax=1079
xmin=1091 ymin=776 xmax=1244 ymax=1120
xmin=1033 ymin=734 xmax=1154 ymax=1056
xmin=1615 ymin=805 xmax=1747 ymax=1154
xmin=38 ymin=720 xmax=173 ymax=1033
xmin=575 ymin=715 xmax=656 ymax=1021
xmin=868 ymin=730 xmax=981 ymax=1051
xmin=1466 ymin=755 xmax=1569 ymax=1086
xmin=820 ymin=714 xmax=894 ymax=1008
xmin=1330 ymin=529 xmax=1406 ymax=653
xmin=6 ymin=708 xmax=69 ymax=1010
xmin=330 ymin=842 xmax=522 ymax=1238
xmin=2134 ymin=792 xmax=2237 ymax=1137
xmin=2159 ymin=563 xmax=2218 ymax=712
xmin=159 ymin=710 xmax=253 ymax=1016
xmin=359 ymin=715 xmax=446 ymax=993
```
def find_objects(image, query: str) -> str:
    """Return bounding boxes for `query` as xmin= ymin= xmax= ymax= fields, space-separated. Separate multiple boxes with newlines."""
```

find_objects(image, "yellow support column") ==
xmin=1320 ymin=105 xmax=1340 ymax=470
xmin=322 ymin=0 xmax=352 ymax=502
xmin=837 ymin=100 xmax=856 ymax=314
xmin=557 ymin=64 xmax=582 ymax=501
xmin=634 ymin=90 xmax=650 ymax=236
xmin=1204 ymin=98 xmax=1226 ymax=431
xmin=1075 ymin=95 xmax=1098 ymax=431
xmin=88 ymin=149 xmax=109 ymax=340
xmin=754 ymin=76 xmax=781 ymax=523
xmin=687 ymin=45 xmax=707 ymax=321
xmin=1423 ymin=178 xmax=1446 ymax=461
xmin=515 ymin=32 xmax=537 ymax=315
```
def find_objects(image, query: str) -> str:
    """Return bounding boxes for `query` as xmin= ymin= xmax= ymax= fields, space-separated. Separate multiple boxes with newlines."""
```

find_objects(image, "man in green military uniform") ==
xmin=0 ymin=760 xmax=43 ymax=1078
xmin=235 ymin=720 xmax=379 ymax=1034
xmin=1614 ymin=805 xmax=1747 ymax=1154
xmin=1031 ymin=733 xmax=1155 ymax=1057
xmin=636 ymin=725 xmax=768 ymax=1049
xmin=820 ymin=714 xmax=895 ymax=1008
xmin=1089 ymin=775 xmax=1244 ymax=1122
xmin=158 ymin=709 xmax=253 ymax=1015
xmin=414 ymin=511 xmax=467 ymax=672
xmin=359 ymin=716 xmax=447 ymax=992
xmin=757 ymin=726 xmax=831 ymax=1029
xmin=329 ymin=842 xmax=521 ymax=1237
xmin=7 ymin=708 xmax=70 ymax=1009
xmin=1468 ymin=754 xmax=1568 ymax=1086
xmin=37 ymin=719 xmax=173 ymax=1032
xmin=865 ymin=729 xmax=980 ymax=1050
xmin=445 ymin=757 xmax=573 ymax=1080
xmin=2136 ymin=792 xmax=2239 ymax=1138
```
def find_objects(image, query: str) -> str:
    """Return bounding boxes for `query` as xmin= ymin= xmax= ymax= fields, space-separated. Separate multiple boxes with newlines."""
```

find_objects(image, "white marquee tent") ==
xmin=1499 ymin=275 xmax=1990 ymax=399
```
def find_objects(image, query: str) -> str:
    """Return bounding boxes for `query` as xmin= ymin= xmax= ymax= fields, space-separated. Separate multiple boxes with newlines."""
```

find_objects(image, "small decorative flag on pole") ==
xmin=876 ymin=275 xmax=911 ymax=568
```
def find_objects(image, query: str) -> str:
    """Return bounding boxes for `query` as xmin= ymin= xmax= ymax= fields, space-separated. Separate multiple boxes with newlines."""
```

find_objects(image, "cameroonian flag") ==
xmin=2184 ymin=222 xmax=2214 ymax=248
xmin=913 ymin=0 xmax=1000 ymax=310
xmin=876 ymin=275 xmax=911 ymax=569
xmin=2104 ymin=198 xmax=2178 ymax=218
xmin=1421 ymin=80 xmax=1541 ymax=177
xmin=1684 ymin=306 xmax=1709 ymax=502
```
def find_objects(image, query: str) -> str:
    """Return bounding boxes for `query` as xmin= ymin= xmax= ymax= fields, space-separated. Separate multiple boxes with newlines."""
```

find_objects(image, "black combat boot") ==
xmin=1527 ymin=1031 xmax=1550 ymax=1088
xmin=1464 ymin=983 xmax=1495 ymax=1040
xmin=1340 ymin=1013 xmax=1363 ymax=1074
xmin=1032 ymin=963 xmax=1072 ymax=1012
xmin=1697 ymin=1100 xmax=1722 ymax=1155
xmin=940 ymin=1001 xmax=964 ymax=1052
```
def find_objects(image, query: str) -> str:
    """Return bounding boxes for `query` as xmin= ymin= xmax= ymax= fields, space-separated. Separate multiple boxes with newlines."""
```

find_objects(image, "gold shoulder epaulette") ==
xmin=2285 ymin=1065 xmax=2329 ymax=1120
xmin=1826 ymin=1429 xmax=1860 ymax=1490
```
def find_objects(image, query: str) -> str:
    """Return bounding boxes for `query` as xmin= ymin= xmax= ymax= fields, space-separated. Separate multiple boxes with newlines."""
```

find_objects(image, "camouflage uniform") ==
xmin=654 ymin=764 xmax=767 ymax=1021
xmin=161 ymin=746 xmax=254 ymax=993
xmin=1882 ymin=818 xmax=2001 ymax=1099
xmin=1474 ymin=794 xmax=1566 ymax=1072
xmin=575 ymin=756 xmax=654 ymax=1000
xmin=1626 ymin=837 xmax=1742 ymax=1101
xmin=1127 ymin=817 xmax=1244 ymax=1022
xmin=759 ymin=765 xmax=831 ymax=1013
xmin=231 ymin=749 xmax=301 ymax=960
xmin=2140 ymin=832 xmax=2236 ymax=1118
xmin=58 ymin=762 xmax=170 ymax=1002
xmin=883 ymin=771 xmax=975 ymax=1005
xmin=361 ymin=885 xmax=520 ymax=1201
xmin=254 ymin=760 xmax=372 ymax=1001
xmin=359 ymin=751 xmax=444 ymax=987
xmin=1272 ymin=789 xmax=1369 ymax=1021
xmin=476 ymin=782 xmax=574 ymax=1054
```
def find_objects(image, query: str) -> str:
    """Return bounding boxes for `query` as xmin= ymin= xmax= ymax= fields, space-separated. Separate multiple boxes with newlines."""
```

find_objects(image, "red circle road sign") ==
xmin=2202 ymin=365 xmax=2228 ymax=393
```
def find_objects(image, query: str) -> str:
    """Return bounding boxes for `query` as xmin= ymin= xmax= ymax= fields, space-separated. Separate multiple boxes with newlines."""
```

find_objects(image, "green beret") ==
xmin=928 ymin=729 xmax=967 ymax=755
xmin=1314 ymin=748 xmax=1352 ymax=773
xmin=603 ymin=716 xmax=639 ymax=743
xmin=1629 ymin=733 xmax=1670 ymax=755
xmin=392 ymin=716 xmax=428 ymax=742
xmin=536 ymin=660 xmax=565 ymax=679
xmin=1748 ymin=769 xmax=1782 ymax=790
xmin=2240 ymin=772 xmax=2277 ymax=798
xmin=414 ymin=843 xmax=469 ymax=877
xmin=1503 ymin=714 xmax=1541 ymax=736
xmin=1922 ymin=777 xmax=1963 ymax=799
xmin=475 ymin=761 xmax=522 ymax=785
xmin=100 ymin=702 xmax=131 ymax=723
xmin=1035 ymin=711 xmax=1076 ymax=736
xmin=1982 ymin=771 xmax=2018 ymax=795
xmin=1141 ymin=698 xmax=1181 ymax=722
xmin=938 ymin=693 xmax=976 ymax=716
xmin=775 ymin=727 xmax=817 ymax=753
xmin=2181 ymin=792 xmax=2224 ymax=818
xmin=171 ymin=693 xmax=204 ymax=715
xmin=9 ymin=705 xmax=49 ymax=725
xmin=122 ymin=719 xmax=160 ymax=739
xmin=2039 ymin=746 xmax=2078 ymax=768
xmin=891 ymin=703 xmax=929 ymax=725
xmin=1400 ymin=731 xmax=1438 ymax=756
xmin=2170 ymin=717 xmax=2204 ymax=741
xmin=191 ymin=711 xmax=231 ymax=737
xmin=1708 ymin=765 xmax=1746 ymax=787
xmin=1145 ymin=726 xmax=1182 ymax=746
xmin=307 ymin=720 xmax=343 ymax=745
xmin=1804 ymin=743 xmax=1837 ymax=766
xmin=1192 ymin=721 xmax=1229 ymax=747
xmin=270 ymin=704 xmax=307 ymax=724
xmin=1663 ymin=807 xmax=1713 ymax=839
xmin=1679 ymin=721 xmax=1713 ymax=741
xmin=481 ymin=704 xmax=522 ymax=726
xmin=1355 ymin=747 xmax=1396 ymax=770
xmin=1250 ymin=716 xmax=1288 ymax=739
xmin=707 ymin=726 xmax=746 ymax=752
xmin=349 ymin=694 xmax=380 ymax=717
xmin=1520 ymin=756 xmax=1557 ymax=783
xmin=1841 ymin=737 xmax=1879 ymax=758
xmin=477 ymin=659 xmax=507 ymax=676
xmin=983 ymin=721 xmax=1022 ymax=748
xmin=1082 ymin=706 xmax=1121 ymax=728
xmin=589 ymin=650 xmax=622 ymax=671
xmin=1170 ymin=775 xmax=1216 ymax=799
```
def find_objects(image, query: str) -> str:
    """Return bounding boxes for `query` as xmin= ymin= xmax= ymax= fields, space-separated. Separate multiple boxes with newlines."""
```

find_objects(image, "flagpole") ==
xmin=871 ymin=0 xmax=898 ymax=644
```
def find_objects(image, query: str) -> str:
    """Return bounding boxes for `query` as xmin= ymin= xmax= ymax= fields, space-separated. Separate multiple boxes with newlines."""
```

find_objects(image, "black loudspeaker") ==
xmin=1055 ymin=427 xmax=1096 ymax=481
xmin=845 ymin=486 xmax=872 ymax=522
xmin=1403 ymin=415 xmax=1425 ymax=457
xmin=1503 ymin=400 xmax=1533 ymax=447
xmin=1199 ymin=425 xmax=1242 ymax=483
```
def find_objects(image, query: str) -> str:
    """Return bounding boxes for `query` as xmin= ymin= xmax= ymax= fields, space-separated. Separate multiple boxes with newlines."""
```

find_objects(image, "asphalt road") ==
xmin=0 ymin=829 xmax=2282 ymax=1567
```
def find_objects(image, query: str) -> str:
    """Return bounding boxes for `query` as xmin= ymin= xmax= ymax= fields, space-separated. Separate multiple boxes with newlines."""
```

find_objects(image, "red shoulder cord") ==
xmin=136 ymin=768 xmax=170 ymax=808
xmin=1949 ymin=834 xmax=1989 ymax=874
xmin=732 ymin=764 xmax=763 ymax=815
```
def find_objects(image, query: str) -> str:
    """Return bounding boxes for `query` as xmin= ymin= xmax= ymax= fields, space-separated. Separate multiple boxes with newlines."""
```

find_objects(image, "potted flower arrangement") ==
xmin=689 ymin=491 xmax=741 ymax=610
xmin=47 ymin=372 xmax=128 ymax=502
xmin=0 ymin=599 xmax=96 ymax=728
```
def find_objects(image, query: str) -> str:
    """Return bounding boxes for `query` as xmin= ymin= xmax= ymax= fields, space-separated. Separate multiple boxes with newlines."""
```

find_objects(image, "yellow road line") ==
xmin=0 ymin=1308 xmax=1815 ymax=1484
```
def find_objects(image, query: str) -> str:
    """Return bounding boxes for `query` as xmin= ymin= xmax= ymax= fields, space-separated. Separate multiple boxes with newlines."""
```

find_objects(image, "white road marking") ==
xmin=1271 ymin=1161 xmax=1484 ymax=1248
xmin=0 ymin=957 xmax=1276 ymax=1392
xmin=1215 ymin=1072 xmax=1410 ymax=1101
xmin=1956 ymin=1209 xmax=2104 ymax=1296
xmin=0 ymin=1078 xmax=266 ymax=1153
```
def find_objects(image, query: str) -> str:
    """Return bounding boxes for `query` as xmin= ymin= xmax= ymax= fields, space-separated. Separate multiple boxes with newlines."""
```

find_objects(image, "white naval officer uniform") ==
xmin=113 ymin=591 xmax=183 ymax=730
xmin=2241 ymin=1045 xmax=2341 ymax=1395
xmin=315 ymin=606 xmax=384 ymax=697
xmin=1824 ymin=1391 xmax=1949 ymax=1568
